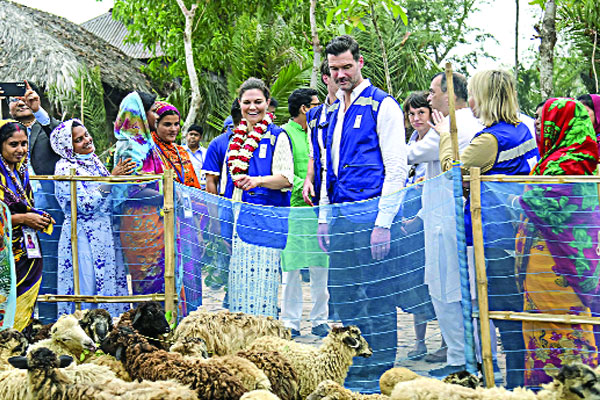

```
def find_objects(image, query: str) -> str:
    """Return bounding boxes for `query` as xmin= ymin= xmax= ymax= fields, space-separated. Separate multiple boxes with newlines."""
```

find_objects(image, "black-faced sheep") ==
xmin=8 ymin=347 xmax=198 ymax=400
xmin=0 ymin=329 xmax=28 ymax=370
xmin=117 ymin=301 xmax=171 ymax=349
xmin=78 ymin=308 xmax=113 ymax=344
xmin=173 ymin=308 xmax=291 ymax=356
xmin=101 ymin=325 xmax=247 ymax=400
xmin=248 ymin=325 xmax=373 ymax=399
xmin=236 ymin=349 xmax=301 ymax=400
xmin=27 ymin=315 xmax=96 ymax=360
xmin=307 ymin=380 xmax=389 ymax=400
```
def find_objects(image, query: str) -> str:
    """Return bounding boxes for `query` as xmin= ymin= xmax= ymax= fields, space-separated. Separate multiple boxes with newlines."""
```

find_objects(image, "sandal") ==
xmin=407 ymin=346 xmax=427 ymax=360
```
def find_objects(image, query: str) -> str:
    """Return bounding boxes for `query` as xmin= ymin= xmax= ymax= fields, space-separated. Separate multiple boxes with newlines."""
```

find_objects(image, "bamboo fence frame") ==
xmin=469 ymin=169 xmax=600 ymax=388
xmin=444 ymin=62 xmax=460 ymax=162
xmin=32 ymin=171 xmax=178 ymax=315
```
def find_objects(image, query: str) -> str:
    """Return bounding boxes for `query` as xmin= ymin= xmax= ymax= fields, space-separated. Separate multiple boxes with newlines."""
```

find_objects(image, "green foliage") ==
xmin=326 ymin=0 xmax=407 ymax=33
xmin=47 ymin=66 xmax=111 ymax=154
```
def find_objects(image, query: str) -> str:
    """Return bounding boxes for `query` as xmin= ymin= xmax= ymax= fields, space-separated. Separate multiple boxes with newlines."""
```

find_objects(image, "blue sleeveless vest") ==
xmin=235 ymin=124 xmax=291 ymax=249
xmin=307 ymin=104 xmax=330 ymax=205
xmin=465 ymin=121 xmax=540 ymax=248
xmin=325 ymin=85 xmax=391 ymax=204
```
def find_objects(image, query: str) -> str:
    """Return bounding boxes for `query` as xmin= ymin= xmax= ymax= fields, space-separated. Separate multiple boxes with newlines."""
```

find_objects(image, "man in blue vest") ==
xmin=318 ymin=35 xmax=408 ymax=393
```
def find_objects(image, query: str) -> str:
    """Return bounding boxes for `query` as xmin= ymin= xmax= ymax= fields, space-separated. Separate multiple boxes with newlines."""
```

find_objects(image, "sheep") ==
xmin=241 ymin=389 xmax=282 ymax=400
xmin=8 ymin=347 xmax=198 ymax=400
xmin=388 ymin=363 xmax=600 ymax=400
xmin=236 ymin=349 xmax=301 ymax=400
xmin=307 ymin=380 xmax=389 ymax=400
xmin=117 ymin=301 xmax=171 ymax=349
xmin=0 ymin=329 xmax=28 ymax=370
xmin=443 ymin=370 xmax=481 ymax=389
xmin=173 ymin=308 xmax=291 ymax=356
xmin=170 ymin=337 xmax=271 ymax=392
xmin=248 ymin=325 xmax=373 ymax=399
xmin=101 ymin=324 xmax=247 ymax=400
xmin=78 ymin=308 xmax=113 ymax=344
xmin=27 ymin=315 xmax=96 ymax=360
xmin=379 ymin=367 xmax=420 ymax=396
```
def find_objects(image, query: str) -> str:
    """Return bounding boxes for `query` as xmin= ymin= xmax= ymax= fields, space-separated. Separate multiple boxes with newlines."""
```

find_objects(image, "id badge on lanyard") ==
xmin=182 ymin=192 xmax=193 ymax=219
xmin=22 ymin=226 xmax=42 ymax=258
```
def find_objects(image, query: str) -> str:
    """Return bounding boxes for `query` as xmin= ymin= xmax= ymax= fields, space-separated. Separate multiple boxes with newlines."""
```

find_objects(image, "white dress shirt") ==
xmin=318 ymin=79 xmax=407 ymax=228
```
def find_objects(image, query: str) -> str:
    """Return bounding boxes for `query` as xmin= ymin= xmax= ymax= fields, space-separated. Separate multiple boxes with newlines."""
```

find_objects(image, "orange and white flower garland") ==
xmin=227 ymin=113 xmax=273 ymax=188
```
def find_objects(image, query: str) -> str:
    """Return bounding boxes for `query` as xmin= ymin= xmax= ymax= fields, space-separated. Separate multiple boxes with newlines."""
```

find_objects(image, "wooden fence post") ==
xmin=470 ymin=167 xmax=494 ymax=387
xmin=69 ymin=168 xmax=81 ymax=311
xmin=163 ymin=169 xmax=176 ymax=318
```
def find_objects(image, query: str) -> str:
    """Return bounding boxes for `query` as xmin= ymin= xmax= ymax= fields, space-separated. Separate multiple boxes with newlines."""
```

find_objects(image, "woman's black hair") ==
xmin=72 ymin=120 xmax=83 ymax=128
xmin=137 ymin=91 xmax=157 ymax=113
xmin=577 ymin=94 xmax=593 ymax=110
xmin=156 ymin=109 xmax=180 ymax=124
xmin=238 ymin=77 xmax=270 ymax=100
xmin=0 ymin=122 xmax=26 ymax=145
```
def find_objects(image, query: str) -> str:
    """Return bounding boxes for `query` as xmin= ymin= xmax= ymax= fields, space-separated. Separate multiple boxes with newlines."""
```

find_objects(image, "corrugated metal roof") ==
xmin=81 ymin=11 xmax=164 ymax=59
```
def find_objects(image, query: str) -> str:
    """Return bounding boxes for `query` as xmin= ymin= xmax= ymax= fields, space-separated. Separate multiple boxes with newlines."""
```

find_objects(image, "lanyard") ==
xmin=157 ymin=143 xmax=185 ymax=183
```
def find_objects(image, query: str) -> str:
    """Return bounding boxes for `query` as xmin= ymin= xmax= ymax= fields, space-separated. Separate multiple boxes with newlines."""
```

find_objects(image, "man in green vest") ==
xmin=280 ymin=88 xmax=330 ymax=338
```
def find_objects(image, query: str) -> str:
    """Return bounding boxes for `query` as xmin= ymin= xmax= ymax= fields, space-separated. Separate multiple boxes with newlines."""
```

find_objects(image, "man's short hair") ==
xmin=288 ymin=88 xmax=318 ymax=118
xmin=269 ymin=97 xmax=279 ymax=109
xmin=433 ymin=72 xmax=468 ymax=103
xmin=187 ymin=124 xmax=203 ymax=136
xmin=325 ymin=35 xmax=360 ymax=61
xmin=320 ymin=58 xmax=330 ymax=78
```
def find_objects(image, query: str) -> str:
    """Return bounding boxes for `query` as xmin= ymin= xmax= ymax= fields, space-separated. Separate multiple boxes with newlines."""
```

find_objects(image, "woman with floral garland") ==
xmin=227 ymin=77 xmax=293 ymax=317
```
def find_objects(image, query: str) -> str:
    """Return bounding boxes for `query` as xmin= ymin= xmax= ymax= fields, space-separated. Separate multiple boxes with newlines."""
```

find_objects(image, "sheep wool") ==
xmin=173 ymin=308 xmax=291 ymax=356
xmin=194 ymin=354 xmax=271 ymax=392
xmin=241 ymin=389 xmax=282 ymax=400
xmin=236 ymin=349 xmax=301 ymax=400
xmin=379 ymin=367 xmax=421 ymax=396
xmin=0 ymin=329 xmax=28 ymax=371
xmin=27 ymin=315 xmax=96 ymax=361
xmin=248 ymin=325 xmax=373 ymax=399
xmin=307 ymin=380 xmax=389 ymax=400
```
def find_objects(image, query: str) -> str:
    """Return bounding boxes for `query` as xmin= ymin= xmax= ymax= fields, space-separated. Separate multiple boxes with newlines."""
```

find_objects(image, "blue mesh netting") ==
xmin=480 ymin=180 xmax=600 ymax=389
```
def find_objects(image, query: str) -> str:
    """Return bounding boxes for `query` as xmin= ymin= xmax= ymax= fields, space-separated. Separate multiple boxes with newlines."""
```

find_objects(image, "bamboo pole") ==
xmin=80 ymin=74 xmax=84 ymax=124
xmin=445 ymin=62 xmax=460 ymax=162
xmin=470 ymin=167 xmax=495 ymax=388
xmin=69 ymin=168 xmax=81 ymax=311
xmin=488 ymin=311 xmax=600 ymax=326
xmin=37 ymin=294 xmax=167 ymax=303
xmin=163 ymin=169 xmax=176 ymax=318
xmin=30 ymin=174 xmax=163 ymax=182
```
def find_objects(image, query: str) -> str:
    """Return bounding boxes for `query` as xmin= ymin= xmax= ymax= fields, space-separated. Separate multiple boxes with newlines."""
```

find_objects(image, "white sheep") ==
xmin=241 ymin=389 xmax=282 ymax=400
xmin=27 ymin=315 xmax=95 ymax=361
xmin=308 ymin=379 xmax=389 ymax=400
xmin=8 ymin=347 xmax=198 ymax=399
xmin=248 ymin=325 xmax=373 ymax=399
xmin=173 ymin=307 xmax=291 ymax=356
xmin=388 ymin=363 xmax=600 ymax=400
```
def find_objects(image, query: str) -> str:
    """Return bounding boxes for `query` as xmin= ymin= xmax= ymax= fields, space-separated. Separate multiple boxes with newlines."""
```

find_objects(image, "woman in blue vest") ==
xmin=226 ymin=78 xmax=293 ymax=317
xmin=433 ymin=69 xmax=540 ymax=388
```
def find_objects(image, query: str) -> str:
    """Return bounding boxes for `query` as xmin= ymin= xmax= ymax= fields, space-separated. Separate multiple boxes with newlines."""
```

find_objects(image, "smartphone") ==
xmin=0 ymin=82 xmax=26 ymax=97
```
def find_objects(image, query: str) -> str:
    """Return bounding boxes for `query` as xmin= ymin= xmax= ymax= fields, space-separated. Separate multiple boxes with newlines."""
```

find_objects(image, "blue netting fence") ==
xmin=477 ymin=176 xmax=600 ymax=390
xmin=174 ymin=169 xmax=476 ymax=393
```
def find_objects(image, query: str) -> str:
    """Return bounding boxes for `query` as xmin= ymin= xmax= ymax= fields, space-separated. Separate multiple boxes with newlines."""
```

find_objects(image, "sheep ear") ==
xmin=59 ymin=355 xmax=73 ymax=368
xmin=132 ymin=311 xmax=142 ymax=326
xmin=8 ymin=356 xmax=29 ymax=369
xmin=343 ymin=336 xmax=359 ymax=348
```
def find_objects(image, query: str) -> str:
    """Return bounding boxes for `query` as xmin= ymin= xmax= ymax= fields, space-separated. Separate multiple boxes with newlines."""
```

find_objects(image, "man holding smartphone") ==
xmin=8 ymin=80 xmax=62 ymax=324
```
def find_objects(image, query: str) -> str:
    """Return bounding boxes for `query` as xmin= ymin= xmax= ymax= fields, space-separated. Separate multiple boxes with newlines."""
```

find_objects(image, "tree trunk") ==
xmin=369 ymin=2 xmax=393 ymax=94
xmin=175 ymin=0 xmax=201 ymax=134
xmin=515 ymin=0 xmax=519 ymax=81
xmin=539 ymin=0 xmax=557 ymax=99
xmin=309 ymin=0 xmax=322 ymax=89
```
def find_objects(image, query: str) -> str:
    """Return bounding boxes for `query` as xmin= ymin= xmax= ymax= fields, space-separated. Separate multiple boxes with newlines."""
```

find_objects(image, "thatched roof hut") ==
xmin=0 ymin=0 xmax=152 ymax=116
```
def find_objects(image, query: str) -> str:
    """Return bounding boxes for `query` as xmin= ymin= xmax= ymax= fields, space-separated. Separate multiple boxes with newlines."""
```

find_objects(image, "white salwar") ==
xmin=228 ymin=130 xmax=294 ymax=317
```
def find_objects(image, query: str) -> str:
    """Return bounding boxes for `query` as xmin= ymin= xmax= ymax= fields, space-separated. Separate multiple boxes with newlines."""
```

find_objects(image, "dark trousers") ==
xmin=329 ymin=217 xmax=399 ymax=393
xmin=486 ymin=248 xmax=525 ymax=389
xmin=35 ymin=181 xmax=64 ymax=324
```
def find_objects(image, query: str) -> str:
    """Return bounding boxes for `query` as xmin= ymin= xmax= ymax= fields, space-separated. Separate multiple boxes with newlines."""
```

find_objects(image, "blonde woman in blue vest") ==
xmin=226 ymin=78 xmax=293 ymax=317
xmin=433 ymin=69 xmax=540 ymax=388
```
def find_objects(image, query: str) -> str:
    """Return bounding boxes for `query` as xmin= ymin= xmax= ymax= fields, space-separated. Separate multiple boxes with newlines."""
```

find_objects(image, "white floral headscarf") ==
xmin=50 ymin=119 xmax=109 ymax=176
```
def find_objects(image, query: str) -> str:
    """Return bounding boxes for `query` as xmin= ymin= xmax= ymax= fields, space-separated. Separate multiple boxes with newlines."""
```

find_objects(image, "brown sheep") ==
xmin=237 ymin=349 xmax=301 ymax=400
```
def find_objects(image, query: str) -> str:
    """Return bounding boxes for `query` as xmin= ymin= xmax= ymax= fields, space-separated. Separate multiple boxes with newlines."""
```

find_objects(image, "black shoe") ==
xmin=311 ymin=324 xmax=330 ymax=338
xmin=429 ymin=364 xmax=466 ymax=377
xmin=290 ymin=329 xmax=300 ymax=338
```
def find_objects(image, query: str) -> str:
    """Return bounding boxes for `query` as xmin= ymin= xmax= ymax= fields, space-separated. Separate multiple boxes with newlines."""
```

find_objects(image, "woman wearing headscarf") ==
xmin=517 ymin=98 xmax=600 ymax=386
xmin=0 ymin=120 xmax=53 ymax=331
xmin=226 ymin=77 xmax=293 ymax=317
xmin=51 ymin=119 xmax=135 ymax=316
xmin=577 ymin=94 xmax=600 ymax=137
